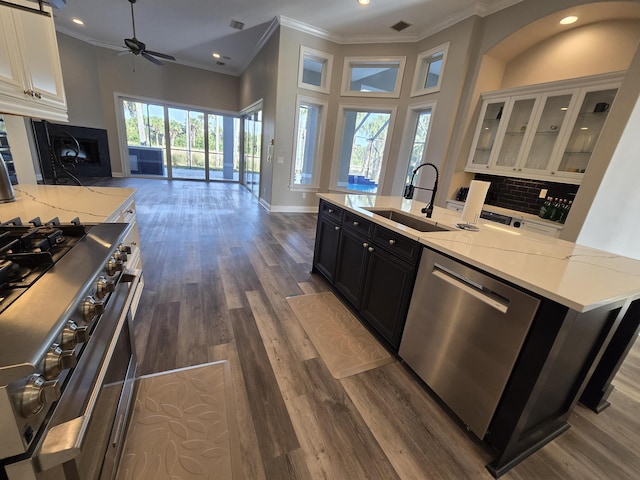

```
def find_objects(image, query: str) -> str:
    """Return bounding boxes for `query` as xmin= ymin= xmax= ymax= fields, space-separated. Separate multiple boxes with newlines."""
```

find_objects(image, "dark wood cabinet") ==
xmin=313 ymin=213 xmax=342 ymax=282
xmin=360 ymin=247 xmax=415 ymax=349
xmin=334 ymin=227 xmax=368 ymax=305
xmin=313 ymin=200 xmax=421 ymax=351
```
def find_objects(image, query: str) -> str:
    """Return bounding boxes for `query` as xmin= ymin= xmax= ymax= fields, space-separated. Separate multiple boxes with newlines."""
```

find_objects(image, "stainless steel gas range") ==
xmin=0 ymin=216 xmax=142 ymax=480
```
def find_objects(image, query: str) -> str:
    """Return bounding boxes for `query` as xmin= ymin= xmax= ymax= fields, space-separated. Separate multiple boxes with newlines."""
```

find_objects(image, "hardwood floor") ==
xmin=87 ymin=178 xmax=640 ymax=479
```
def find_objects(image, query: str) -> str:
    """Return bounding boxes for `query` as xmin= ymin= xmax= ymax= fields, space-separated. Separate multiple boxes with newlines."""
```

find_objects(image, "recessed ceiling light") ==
xmin=560 ymin=16 xmax=578 ymax=25
xmin=72 ymin=18 xmax=84 ymax=25
xmin=358 ymin=0 xmax=370 ymax=5
xmin=212 ymin=53 xmax=221 ymax=58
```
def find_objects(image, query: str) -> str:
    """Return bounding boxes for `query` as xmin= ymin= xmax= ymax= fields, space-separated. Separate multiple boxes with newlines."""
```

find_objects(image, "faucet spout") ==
xmin=403 ymin=162 xmax=439 ymax=218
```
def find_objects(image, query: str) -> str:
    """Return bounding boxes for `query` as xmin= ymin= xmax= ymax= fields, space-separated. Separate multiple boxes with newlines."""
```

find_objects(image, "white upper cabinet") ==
xmin=466 ymin=73 xmax=622 ymax=184
xmin=0 ymin=0 xmax=67 ymax=122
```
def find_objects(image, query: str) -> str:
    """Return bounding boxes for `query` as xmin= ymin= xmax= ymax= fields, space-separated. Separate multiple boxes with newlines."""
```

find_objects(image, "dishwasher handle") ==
xmin=432 ymin=263 xmax=509 ymax=313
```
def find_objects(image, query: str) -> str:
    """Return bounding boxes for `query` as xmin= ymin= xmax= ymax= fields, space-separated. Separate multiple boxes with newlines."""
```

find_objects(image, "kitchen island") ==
xmin=312 ymin=193 xmax=640 ymax=477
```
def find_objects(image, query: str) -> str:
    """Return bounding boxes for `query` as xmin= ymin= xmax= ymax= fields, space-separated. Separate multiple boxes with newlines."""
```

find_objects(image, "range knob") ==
xmin=20 ymin=375 xmax=61 ymax=417
xmin=95 ymin=275 xmax=115 ymax=299
xmin=82 ymin=296 xmax=105 ymax=322
xmin=60 ymin=321 xmax=89 ymax=350
xmin=43 ymin=344 xmax=77 ymax=380
xmin=118 ymin=243 xmax=132 ymax=254
xmin=106 ymin=255 xmax=123 ymax=276
xmin=113 ymin=249 xmax=127 ymax=263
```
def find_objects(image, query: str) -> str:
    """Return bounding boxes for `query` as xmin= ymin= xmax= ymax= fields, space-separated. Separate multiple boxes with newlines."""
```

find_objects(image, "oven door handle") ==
xmin=36 ymin=270 xmax=141 ymax=472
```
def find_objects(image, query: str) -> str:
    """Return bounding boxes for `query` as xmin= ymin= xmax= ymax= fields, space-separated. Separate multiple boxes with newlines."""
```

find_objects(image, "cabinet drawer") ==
xmin=343 ymin=211 xmax=373 ymax=237
xmin=319 ymin=201 xmax=343 ymax=222
xmin=372 ymin=225 xmax=420 ymax=264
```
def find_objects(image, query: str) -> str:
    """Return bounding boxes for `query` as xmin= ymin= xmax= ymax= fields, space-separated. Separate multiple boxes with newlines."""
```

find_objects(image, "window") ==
xmin=411 ymin=43 xmax=449 ymax=97
xmin=391 ymin=102 xmax=436 ymax=194
xmin=298 ymin=47 xmax=333 ymax=94
xmin=291 ymin=96 xmax=327 ymax=190
xmin=332 ymin=105 xmax=396 ymax=193
xmin=405 ymin=106 xmax=435 ymax=185
xmin=341 ymin=57 xmax=406 ymax=98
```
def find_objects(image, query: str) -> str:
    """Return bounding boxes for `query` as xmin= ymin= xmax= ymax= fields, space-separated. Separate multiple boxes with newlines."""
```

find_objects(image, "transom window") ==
xmin=411 ymin=43 xmax=449 ymax=97
xmin=341 ymin=57 xmax=406 ymax=98
xmin=298 ymin=46 xmax=333 ymax=94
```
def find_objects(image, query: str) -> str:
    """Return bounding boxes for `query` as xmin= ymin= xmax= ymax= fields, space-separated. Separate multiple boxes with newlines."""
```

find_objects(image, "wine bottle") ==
xmin=549 ymin=198 xmax=563 ymax=222
xmin=539 ymin=197 xmax=552 ymax=219
xmin=559 ymin=200 xmax=572 ymax=224
xmin=544 ymin=198 xmax=557 ymax=220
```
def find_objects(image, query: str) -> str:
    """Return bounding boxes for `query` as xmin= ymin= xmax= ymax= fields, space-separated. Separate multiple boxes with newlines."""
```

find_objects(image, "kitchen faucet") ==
xmin=403 ymin=162 xmax=439 ymax=218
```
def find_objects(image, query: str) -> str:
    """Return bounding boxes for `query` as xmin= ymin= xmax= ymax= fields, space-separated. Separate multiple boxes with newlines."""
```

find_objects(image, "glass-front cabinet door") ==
xmin=552 ymin=86 xmax=618 ymax=179
xmin=520 ymin=91 xmax=575 ymax=173
xmin=493 ymin=96 xmax=537 ymax=172
xmin=467 ymin=99 xmax=507 ymax=170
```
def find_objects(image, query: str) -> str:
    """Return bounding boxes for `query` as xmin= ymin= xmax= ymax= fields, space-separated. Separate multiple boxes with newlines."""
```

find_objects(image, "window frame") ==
xmin=330 ymin=103 xmax=397 ymax=194
xmin=298 ymin=46 xmax=333 ymax=94
xmin=289 ymin=95 xmax=328 ymax=191
xmin=340 ymin=56 xmax=406 ymax=98
xmin=410 ymin=43 xmax=449 ymax=97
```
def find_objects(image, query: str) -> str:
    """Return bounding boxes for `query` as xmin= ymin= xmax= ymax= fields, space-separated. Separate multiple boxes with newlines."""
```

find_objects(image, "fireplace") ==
xmin=32 ymin=121 xmax=112 ymax=181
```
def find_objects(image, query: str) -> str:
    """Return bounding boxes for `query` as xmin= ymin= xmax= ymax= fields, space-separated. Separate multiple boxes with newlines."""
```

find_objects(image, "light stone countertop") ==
xmin=318 ymin=193 xmax=640 ymax=313
xmin=0 ymin=184 xmax=135 ymax=224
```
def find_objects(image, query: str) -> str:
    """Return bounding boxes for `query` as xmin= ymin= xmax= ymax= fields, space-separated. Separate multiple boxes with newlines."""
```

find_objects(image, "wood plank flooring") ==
xmin=85 ymin=178 xmax=640 ymax=479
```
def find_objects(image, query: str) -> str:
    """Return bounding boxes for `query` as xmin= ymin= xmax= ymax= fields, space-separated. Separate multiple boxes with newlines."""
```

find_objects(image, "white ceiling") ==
xmin=51 ymin=0 xmax=522 ymax=75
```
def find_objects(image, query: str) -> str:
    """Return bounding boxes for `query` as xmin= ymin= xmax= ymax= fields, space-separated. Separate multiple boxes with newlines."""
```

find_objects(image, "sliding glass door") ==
xmin=242 ymin=109 xmax=262 ymax=197
xmin=121 ymin=97 xmax=239 ymax=181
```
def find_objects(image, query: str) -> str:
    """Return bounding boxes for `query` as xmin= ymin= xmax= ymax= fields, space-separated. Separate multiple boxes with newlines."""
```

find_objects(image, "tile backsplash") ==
xmin=471 ymin=174 xmax=579 ymax=215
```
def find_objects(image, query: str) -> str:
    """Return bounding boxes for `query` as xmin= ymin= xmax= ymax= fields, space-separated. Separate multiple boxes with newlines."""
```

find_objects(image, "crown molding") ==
xmin=239 ymin=16 xmax=281 ymax=74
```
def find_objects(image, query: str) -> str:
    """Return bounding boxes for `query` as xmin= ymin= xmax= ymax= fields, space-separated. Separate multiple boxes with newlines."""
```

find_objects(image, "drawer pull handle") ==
xmin=334 ymin=226 xmax=340 ymax=231
xmin=388 ymin=239 xmax=396 ymax=246
xmin=353 ymin=221 xmax=359 ymax=226
xmin=126 ymin=209 xmax=134 ymax=214
xmin=368 ymin=247 xmax=374 ymax=253
xmin=362 ymin=243 xmax=369 ymax=248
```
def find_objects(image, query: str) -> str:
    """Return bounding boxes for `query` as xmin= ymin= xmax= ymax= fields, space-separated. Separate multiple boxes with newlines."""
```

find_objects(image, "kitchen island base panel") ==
xmin=485 ymin=298 xmax=628 ymax=477
xmin=580 ymin=298 xmax=640 ymax=413
xmin=486 ymin=421 xmax=570 ymax=478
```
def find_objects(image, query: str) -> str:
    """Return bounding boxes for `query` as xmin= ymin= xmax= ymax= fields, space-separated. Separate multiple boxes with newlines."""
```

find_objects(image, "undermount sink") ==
xmin=365 ymin=209 xmax=449 ymax=233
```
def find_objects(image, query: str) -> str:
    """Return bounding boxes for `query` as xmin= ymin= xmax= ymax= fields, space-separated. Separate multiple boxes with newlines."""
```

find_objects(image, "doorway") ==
xmin=241 ymin=107 xmax=262 ymax=197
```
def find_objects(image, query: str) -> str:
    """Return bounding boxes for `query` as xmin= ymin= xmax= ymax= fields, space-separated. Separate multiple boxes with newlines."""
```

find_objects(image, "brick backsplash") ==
xmin=470 ymin=174 xmax=579 ymax=215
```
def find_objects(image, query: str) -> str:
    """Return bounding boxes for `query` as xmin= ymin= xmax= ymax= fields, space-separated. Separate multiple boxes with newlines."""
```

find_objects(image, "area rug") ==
xmin=286 ymin=291 xmax=394 ymax=379
xmin=117 ymin=361 xmax=242 ymax=480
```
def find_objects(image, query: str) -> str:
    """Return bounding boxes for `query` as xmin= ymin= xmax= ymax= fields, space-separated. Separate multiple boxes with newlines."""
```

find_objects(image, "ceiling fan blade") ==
xmin=142 ymin=51 xmax=164 ymax=65
xmin=145 ymin=50 xmax=176 ymax=61
xmin=116 ymin=49 xmax=131 ymax=56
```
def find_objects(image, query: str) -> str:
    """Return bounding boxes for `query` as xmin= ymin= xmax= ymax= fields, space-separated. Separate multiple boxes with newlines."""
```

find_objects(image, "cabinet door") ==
xmin=313 ymin=216 xmax=342 ymax=282
xmin=552 ymin=86 xmax=619 ymax=180
xmin=492 ymin=95 xmax=538 ymax=172
xmin=11 ymin=3 xmax=66 ymax=111
xmin=359 ymin=246 xmax=415 ymax=350
xmin=520 ymin=91 xmax=575 ymax=174
xmin=334 ymin=228 xmax=368 ymax=306
xmin=466 ymin=98 xmax=508 ymax=171
xmin=0 ymin=8 xmax=27 ymax=101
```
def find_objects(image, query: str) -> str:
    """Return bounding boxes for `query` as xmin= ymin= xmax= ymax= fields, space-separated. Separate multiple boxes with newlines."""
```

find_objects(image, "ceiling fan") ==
xmin=123 ymin=0 xmax=175 ymax=66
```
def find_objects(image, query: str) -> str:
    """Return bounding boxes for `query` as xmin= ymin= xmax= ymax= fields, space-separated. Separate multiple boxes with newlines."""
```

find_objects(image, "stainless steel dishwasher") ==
xmin=399 ymin=248 xmax=540 ymax=438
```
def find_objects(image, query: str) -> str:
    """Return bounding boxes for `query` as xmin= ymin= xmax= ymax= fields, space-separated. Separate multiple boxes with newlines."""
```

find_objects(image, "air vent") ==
xmin=230 ymin=19 xmax=245 ymax=30
xmin=391 ymin=20 xmax=411 ymax=32
xmin=216 ymin=61 xmax=226 ymax=66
